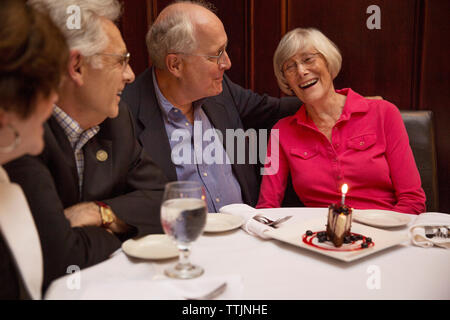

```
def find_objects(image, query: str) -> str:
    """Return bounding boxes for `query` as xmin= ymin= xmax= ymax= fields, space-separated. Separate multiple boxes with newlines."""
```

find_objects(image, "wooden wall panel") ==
xmin=252 ymin=0 xmax=284 ymax=96
xmin=286 ymin=0 xmax=419 ymax=110
xmin=419 ymin=0 xmax=450 ymax=212
xmin=119 ymin=0 xmax=151 ymax=76
xmin=210 ymin=0 xmax=248 ymax=88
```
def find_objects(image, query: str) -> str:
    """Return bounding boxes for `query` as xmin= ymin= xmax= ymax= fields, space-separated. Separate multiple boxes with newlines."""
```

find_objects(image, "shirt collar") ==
xmin=52 ymin=105 xmax=83 ymax=139
xmin=294 ymin=88 xmax=370 ymax=126
xmin=152 ymin=69 xmax=174 ymax=119
xmin=52 ymin=105 xmax=100 ymax=148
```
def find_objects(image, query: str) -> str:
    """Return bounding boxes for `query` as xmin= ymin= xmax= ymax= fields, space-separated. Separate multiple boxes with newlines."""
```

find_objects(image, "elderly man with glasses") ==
xmin=122 ymin=1 xmax=300 ymax=212
xmin=4 ymin=0 xmax=168 ymax=293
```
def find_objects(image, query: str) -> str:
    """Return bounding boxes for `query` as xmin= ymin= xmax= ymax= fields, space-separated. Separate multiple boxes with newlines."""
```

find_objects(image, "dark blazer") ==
xmin=122 ymin=68 xmax=300 ymax=206
xmin=4 ymin=102 xmax=168 ymax=292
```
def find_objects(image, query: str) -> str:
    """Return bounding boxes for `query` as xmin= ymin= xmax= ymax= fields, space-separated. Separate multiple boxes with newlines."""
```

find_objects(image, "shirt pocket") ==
xmin=290 ymin=146 xmax=319 ymax=160
xmin=347 ymin=133 xmax=377 ymax=151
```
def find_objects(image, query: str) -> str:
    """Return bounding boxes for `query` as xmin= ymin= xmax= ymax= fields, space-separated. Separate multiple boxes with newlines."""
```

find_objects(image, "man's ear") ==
xmin=165 ymin=54 xmax=183 ymax=78
xmin=67 ymin=50 xmax=85 ymax=86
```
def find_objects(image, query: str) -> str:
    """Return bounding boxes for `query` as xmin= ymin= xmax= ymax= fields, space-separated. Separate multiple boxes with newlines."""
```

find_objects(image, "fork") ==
xmin=253 ymin=215 xmax=292 ymax=228
xmin=436 ymin=227 xmax=449 ymax=239
xmin=184 ymin=282 xmax=227 ymax=300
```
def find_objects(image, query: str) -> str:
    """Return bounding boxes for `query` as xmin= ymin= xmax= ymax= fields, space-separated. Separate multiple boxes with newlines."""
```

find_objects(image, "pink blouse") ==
xmin=257 ymin=88 xmax=426 ymax=214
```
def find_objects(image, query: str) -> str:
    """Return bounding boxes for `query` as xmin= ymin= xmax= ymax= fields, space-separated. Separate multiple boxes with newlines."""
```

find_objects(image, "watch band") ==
xmin=95 ymin=201 xmax=115 ymax=228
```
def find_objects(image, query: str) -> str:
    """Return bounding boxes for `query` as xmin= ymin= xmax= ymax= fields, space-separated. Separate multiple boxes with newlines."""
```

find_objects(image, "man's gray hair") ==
xmin=273 ymin=28 xmax=342 ymax=95
xmin=28 ymin=0 xmax=122 ymax=68
xmin=146 ymin=1 xmax=216 ymax=69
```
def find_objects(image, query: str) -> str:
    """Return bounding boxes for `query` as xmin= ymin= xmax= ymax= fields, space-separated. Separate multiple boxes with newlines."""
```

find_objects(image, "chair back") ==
xmin=401 ymin=110 xmax=439 ymax=212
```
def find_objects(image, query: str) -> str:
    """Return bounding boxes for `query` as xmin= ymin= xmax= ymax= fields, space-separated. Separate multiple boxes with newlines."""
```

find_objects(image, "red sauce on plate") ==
xmin=302 ymin=231 xmax=375 ymax=252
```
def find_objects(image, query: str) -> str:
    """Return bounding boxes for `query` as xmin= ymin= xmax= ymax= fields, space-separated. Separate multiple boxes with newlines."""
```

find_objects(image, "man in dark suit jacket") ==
xmin=5 ymin=102 xmax=167 ymax=291
xmin=4 ymin=0 xmax=168 ymax=293
xmin=122 ymin=2 xmax=300 ymax=211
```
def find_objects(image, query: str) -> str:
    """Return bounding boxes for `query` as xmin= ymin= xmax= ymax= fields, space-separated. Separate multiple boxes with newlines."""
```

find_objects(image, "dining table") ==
xmin=44 ymin=208 xmax=450 ymax=300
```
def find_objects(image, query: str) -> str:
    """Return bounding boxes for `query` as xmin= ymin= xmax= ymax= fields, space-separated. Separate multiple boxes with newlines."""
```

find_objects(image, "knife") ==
xmin=425 ymin=226 xmax=437 ymax=239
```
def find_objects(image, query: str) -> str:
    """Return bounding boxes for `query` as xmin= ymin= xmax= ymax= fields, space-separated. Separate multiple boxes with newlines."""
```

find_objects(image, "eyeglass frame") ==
xmin=282 ymin=52 xmax=321 ymax=77
xmin=168 ymin=47 xmax=228 ymax=65
xmin=94 ymin=52 xmax=131 ymax=70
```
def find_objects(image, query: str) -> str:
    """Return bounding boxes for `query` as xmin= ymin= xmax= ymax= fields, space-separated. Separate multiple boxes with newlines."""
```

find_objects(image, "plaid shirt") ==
xmin=52 ymin=106 xmax=100 ymax=194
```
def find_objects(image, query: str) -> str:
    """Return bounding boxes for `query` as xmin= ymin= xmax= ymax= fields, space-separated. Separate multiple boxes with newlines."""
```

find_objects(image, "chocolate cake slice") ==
xmin=326 ymin=203 xmax=353 ymax=247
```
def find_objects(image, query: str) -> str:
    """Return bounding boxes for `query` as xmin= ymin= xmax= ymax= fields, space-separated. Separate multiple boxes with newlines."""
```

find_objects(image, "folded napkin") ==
xmin=219 ymin=204 xmax=272 ymax=239
xmin=77 ymin=275 xmax=242 ymax=300
xmin=409 ymin=212 xmax=450 ymax=249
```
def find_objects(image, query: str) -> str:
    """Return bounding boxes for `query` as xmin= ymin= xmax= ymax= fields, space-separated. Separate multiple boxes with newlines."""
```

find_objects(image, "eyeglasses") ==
xmin=95 ymin=52 xmax=130 ymax=70
xmin=169 ymin=48 xmax=228 ymax=65
xmin=283 ymin=52 xmax=320 ymax=77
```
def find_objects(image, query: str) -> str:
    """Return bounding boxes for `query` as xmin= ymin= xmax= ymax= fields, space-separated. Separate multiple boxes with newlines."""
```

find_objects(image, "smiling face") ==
xmin=283 ymin=48 xmax=335 ymax=105
xmin=79 ymin=18 xmax=135 ymax=125
xmin=178 ymin=11 xmax=231 ymax=101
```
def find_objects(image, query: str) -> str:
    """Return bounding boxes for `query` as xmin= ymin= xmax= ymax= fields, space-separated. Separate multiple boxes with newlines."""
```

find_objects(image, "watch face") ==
xmin=105 ymin=210 xmax=114 ymax=223
xmin=100 ymin=207 xmax=115 ymax=226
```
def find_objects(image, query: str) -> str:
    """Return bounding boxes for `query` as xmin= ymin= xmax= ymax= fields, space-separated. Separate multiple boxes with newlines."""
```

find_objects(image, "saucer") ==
xmin=353 ymin=209 xmax=413 ymax=228
xmin=122 ymin=234 xmax=178 ymax=260
xmin=203 ymin=213 xmax=244 ymax=233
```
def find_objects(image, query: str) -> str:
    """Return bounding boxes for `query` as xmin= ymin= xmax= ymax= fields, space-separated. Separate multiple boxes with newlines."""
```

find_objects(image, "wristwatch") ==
xmin=95 ymin=201 xmax=115 ymax=228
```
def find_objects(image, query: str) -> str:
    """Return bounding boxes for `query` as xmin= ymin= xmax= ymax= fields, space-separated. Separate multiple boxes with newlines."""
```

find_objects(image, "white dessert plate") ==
xmin=352 ymin=209 xmax=412 ymax=228
xmin=265 ymin=217 xmax=408 ymax=262
xmin=122 ymin=234 xmax=178 ymax=260
xmin=203 ymin=213 xmax=244 ymax=233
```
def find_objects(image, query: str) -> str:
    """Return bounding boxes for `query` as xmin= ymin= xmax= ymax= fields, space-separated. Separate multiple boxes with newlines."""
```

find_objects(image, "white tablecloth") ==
xmin=45 ymin=208 xmax=450 ymax=300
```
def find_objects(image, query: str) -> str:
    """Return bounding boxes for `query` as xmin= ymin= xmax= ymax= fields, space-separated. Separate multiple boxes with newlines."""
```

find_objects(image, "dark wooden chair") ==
xmin=401 ymin=110 xmax=439 ymax=212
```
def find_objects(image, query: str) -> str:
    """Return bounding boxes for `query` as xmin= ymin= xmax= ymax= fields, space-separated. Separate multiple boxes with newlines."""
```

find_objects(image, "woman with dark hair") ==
xmin=0 ymin=0 xmax=68 ymax=299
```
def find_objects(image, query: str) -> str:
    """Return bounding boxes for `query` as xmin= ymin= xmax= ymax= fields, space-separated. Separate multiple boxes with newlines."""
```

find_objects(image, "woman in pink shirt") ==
xmin=257 ymin=28 xmax=426 ymax=214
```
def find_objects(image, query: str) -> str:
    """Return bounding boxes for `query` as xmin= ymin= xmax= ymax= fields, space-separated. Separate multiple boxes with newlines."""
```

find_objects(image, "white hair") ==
xmin=273 ymin=28 xmax=342 ymax=95
xmin=146 ymin=7 xmax=197 ymax=69
xmin=146 ymin=1 xmax=217 ymax=69
xmin=28 ymin=0 xmax=121 ymax=68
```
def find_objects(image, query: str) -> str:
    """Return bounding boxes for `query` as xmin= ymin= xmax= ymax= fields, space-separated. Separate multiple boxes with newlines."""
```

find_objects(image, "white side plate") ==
xmin=353 ymin=209 xmax=413 ymax=228
xmin=122 ymin=234 xmax=178 ymax=260
xmin=204 ymin=213 xmax=244 ymax=233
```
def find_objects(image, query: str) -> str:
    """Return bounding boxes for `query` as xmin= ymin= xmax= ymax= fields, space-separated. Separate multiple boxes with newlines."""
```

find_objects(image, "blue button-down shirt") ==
xmin=153 ymin=70 xmax=243 ymax=212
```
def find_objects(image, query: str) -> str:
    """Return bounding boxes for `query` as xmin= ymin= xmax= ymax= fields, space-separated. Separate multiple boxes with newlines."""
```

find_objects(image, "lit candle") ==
xmin=341 ymin=183 xmax=348 ymax=205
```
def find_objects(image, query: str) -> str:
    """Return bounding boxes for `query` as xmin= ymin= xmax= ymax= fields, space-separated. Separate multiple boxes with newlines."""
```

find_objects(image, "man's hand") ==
xmin=64 ymin=202 xmax=130 ymax=235
xmin=365 ymin=96 xmax=384 ymax=100
xmin=64 ymin=202 xmax=102 ymax=228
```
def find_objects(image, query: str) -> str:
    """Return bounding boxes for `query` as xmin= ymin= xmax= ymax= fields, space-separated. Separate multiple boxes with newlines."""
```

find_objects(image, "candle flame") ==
xmin=341 ymin=184 xmax=348 ymax=195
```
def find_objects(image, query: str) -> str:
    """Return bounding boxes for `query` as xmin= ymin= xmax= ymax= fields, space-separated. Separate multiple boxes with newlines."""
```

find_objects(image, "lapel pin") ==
xmin=96 ymin=150 xmax=108 ymax=162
